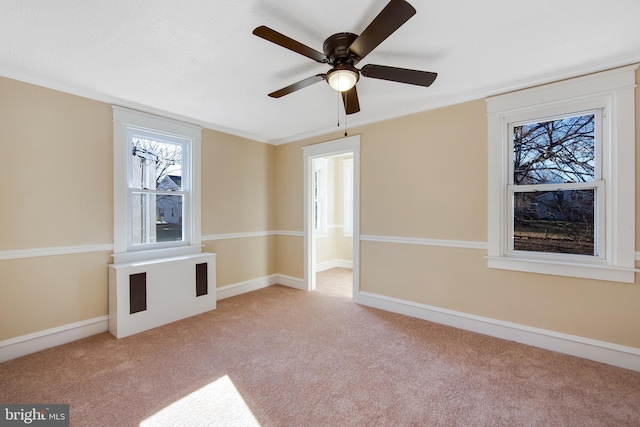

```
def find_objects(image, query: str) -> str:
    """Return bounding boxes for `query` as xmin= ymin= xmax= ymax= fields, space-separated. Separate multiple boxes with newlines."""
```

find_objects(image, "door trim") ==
xmin=303 ymin=135 xmax=360 ymax=298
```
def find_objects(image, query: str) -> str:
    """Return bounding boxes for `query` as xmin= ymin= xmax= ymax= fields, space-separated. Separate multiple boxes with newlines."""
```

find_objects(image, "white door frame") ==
xmin=303 ymin=135 xmax=360 ymax=299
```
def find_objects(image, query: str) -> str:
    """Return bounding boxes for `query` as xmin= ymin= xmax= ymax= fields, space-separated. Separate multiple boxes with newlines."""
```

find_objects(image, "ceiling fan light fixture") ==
xmin=327 ymin=66 xmax=359 ymax=92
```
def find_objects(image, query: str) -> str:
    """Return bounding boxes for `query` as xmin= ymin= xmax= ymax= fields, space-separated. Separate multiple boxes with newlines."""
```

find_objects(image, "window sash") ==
xmin=508 ymin=109 xmax=602 ymax=186
xmin=125 ymin=128 xmax=191 ymax=252
xmin=506 ymin=180 xmax=605 ymax=260
xmin=314 ymin=159 xmax=328 ymax=235
xmin=343 ymin=159 xmax=354 ymax=236
xmin=505 ymin=108 xmax=604 ymax=260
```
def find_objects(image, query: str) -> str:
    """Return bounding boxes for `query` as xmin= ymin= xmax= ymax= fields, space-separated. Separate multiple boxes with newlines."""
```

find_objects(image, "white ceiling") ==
xmin=1 ymin=1 xmax=639 ymax=145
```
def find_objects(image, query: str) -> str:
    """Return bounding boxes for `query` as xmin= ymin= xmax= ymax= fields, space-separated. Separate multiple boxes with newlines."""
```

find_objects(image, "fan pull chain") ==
xmin=337 ymin=90 xmax=341 ymax=128
xmin=343 ymin=92 xmax=348 ymax=137
xmin=344 ymin=110 xmax=348 ymax=137
xmin=336 ymin=91 xmax=348 ymax=137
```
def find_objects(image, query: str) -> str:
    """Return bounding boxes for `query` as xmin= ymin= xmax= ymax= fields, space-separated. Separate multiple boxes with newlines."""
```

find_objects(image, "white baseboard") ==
xmin=8 ymin=281 xmax=636 ymax=373
xmin=216 ymin=276 xmax=274 ymax=300
xmin=316 ymin=259 xmax=353 ymax=272
xmin=216 ymin=274 xmax=306 ymax=300
xmin=356 ymin=291 xmax=640 ymax=372
xmin=0 ymin=316 xmax=109 ymax=363
xmin=1 ymin=274 xmax=307 ymax=363
xmin=273 ymin=274 xmax=306 ymax=290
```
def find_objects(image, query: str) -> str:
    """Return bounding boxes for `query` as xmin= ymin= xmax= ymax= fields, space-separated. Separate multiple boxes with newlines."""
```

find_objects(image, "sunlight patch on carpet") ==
xmin=140 ymin=375 xmax=261 ymax=426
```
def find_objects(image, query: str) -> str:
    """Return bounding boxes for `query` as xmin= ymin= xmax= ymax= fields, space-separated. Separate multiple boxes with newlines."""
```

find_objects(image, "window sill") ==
xmin=486 ymin=256 xmax=637 ymax=284
xmin=113 ymin=245 xmax=203 ymax=264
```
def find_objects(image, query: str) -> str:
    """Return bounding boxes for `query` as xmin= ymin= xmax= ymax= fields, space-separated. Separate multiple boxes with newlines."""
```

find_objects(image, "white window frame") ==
xmin=314 ymin=158 xmax=328 ymax=238
xmin=486 ymin=65 xmax=637 ymax=283
xmin=343 ymin=158 xmax=354 ymax=237
xmin=112 ymin=106 xmax=202 ymax=263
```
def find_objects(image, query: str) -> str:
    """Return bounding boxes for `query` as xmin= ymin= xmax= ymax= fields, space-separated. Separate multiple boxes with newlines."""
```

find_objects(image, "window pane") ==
xmin=132 ymin=193 xmax=183 ymax=245
xmin=131 ymin=137 xmax=182 ymax=190
xmin=513 ymin=189 xmax=595 ymax=255
xmin=513 ymin=114 xmax=594 ymax=185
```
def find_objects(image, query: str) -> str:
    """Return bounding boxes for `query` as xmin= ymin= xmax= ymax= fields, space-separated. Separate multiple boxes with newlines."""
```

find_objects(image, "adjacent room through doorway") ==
xmin=313 ymin=152 xmax=354 ymax=297
xmin=303 ymin=135 xmax=360 ymax=298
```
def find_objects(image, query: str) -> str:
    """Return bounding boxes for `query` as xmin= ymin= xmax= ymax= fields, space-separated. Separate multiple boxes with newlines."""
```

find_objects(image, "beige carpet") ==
xmin=2 ymin=268 xmax=640 ymax=426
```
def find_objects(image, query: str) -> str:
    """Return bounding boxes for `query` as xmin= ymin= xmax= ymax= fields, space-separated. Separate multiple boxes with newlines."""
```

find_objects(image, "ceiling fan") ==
xmin=253 ymin=0 xmax=437 ymax=115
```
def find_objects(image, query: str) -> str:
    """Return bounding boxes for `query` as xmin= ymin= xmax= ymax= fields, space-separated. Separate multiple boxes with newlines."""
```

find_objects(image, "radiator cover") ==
xmin=108 ymin=252 xmax=217 ymax=338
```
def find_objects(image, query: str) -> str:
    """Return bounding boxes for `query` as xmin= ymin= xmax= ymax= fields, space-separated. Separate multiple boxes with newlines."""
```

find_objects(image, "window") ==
xmin=130 ymin=133 xmax=186 ymax=246
xmin=486 ymin=65 xmax=636 ymax=283
xmin=511 ymin=112 xmax=601 ymax=257
xmin=314 ymin=158 xmax=328 ymax=237
xmin=343 ymin=158 xmax=354 ymax=236
xmin=112 ymin=106 xmax=202 ymax=263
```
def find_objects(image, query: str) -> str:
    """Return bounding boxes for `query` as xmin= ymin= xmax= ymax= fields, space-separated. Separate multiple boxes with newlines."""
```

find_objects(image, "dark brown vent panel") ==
xmin=129 ymin=272 xmax=147 ymax=314
xmin=196 ymin=263 xmax=208 ymax=297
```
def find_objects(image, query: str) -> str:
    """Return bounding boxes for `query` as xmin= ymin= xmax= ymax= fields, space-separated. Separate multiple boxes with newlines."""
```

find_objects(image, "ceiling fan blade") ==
xmin=268 ymin=74 xmax=326 ymax=98
xmin=361 ymin=64 xmax=437 ymax=87
xmin=253 ymin=26 xmax=328 ymax=63
xmin=347 ymin=0 xmax=416 ymax=60
xmin=342 ymin=86 xmax=361 ymax=115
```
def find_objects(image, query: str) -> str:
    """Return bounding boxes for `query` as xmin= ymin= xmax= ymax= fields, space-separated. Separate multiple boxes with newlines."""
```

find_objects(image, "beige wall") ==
xmin=0 ymin=77 xmax=113 ymax=250
xmin=203 ymin=237 xmax=275 ymax=287
xmin=276 ymin=68 xmax=640 ymax=349
xmin=201 ymin=129 xmax=275 ymax=234
xmin=335 ymin=155 xmax=353 ymax=262
xmin=201 ymin=129 xmax=277 ymax=286
xmin=2 ymin=67 xmax=639 ymax=352
xmin=360 ymin=100 xmax=487 ymax=241
xmin=274 ymin=140 xmax=304 ymax=232
xmin=316 ymin=227 xmax=353 ymax=265
xmin=316 ymin=155 xmax=353 ymax=265
xmin=0 ymin=77 xmax=113 ymax=340
xmin=0 ymin=77 xmax=278 ymax=341
xmin=0 ymin=252 xmax=112 ymax=339
xmin=275 ymin=234 xmax=304 ymax=279
xmin=273 ymin=140 xmax=306 ymax=277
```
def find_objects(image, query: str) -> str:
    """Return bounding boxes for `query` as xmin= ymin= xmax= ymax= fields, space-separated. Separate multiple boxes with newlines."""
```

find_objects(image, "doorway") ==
xmin=303 ymin=135 xmax=360 ymax=300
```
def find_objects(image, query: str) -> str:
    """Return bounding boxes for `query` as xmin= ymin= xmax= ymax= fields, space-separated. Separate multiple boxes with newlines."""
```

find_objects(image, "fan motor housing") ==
xmin=323 ymin=32 xmax=359 ymax=65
